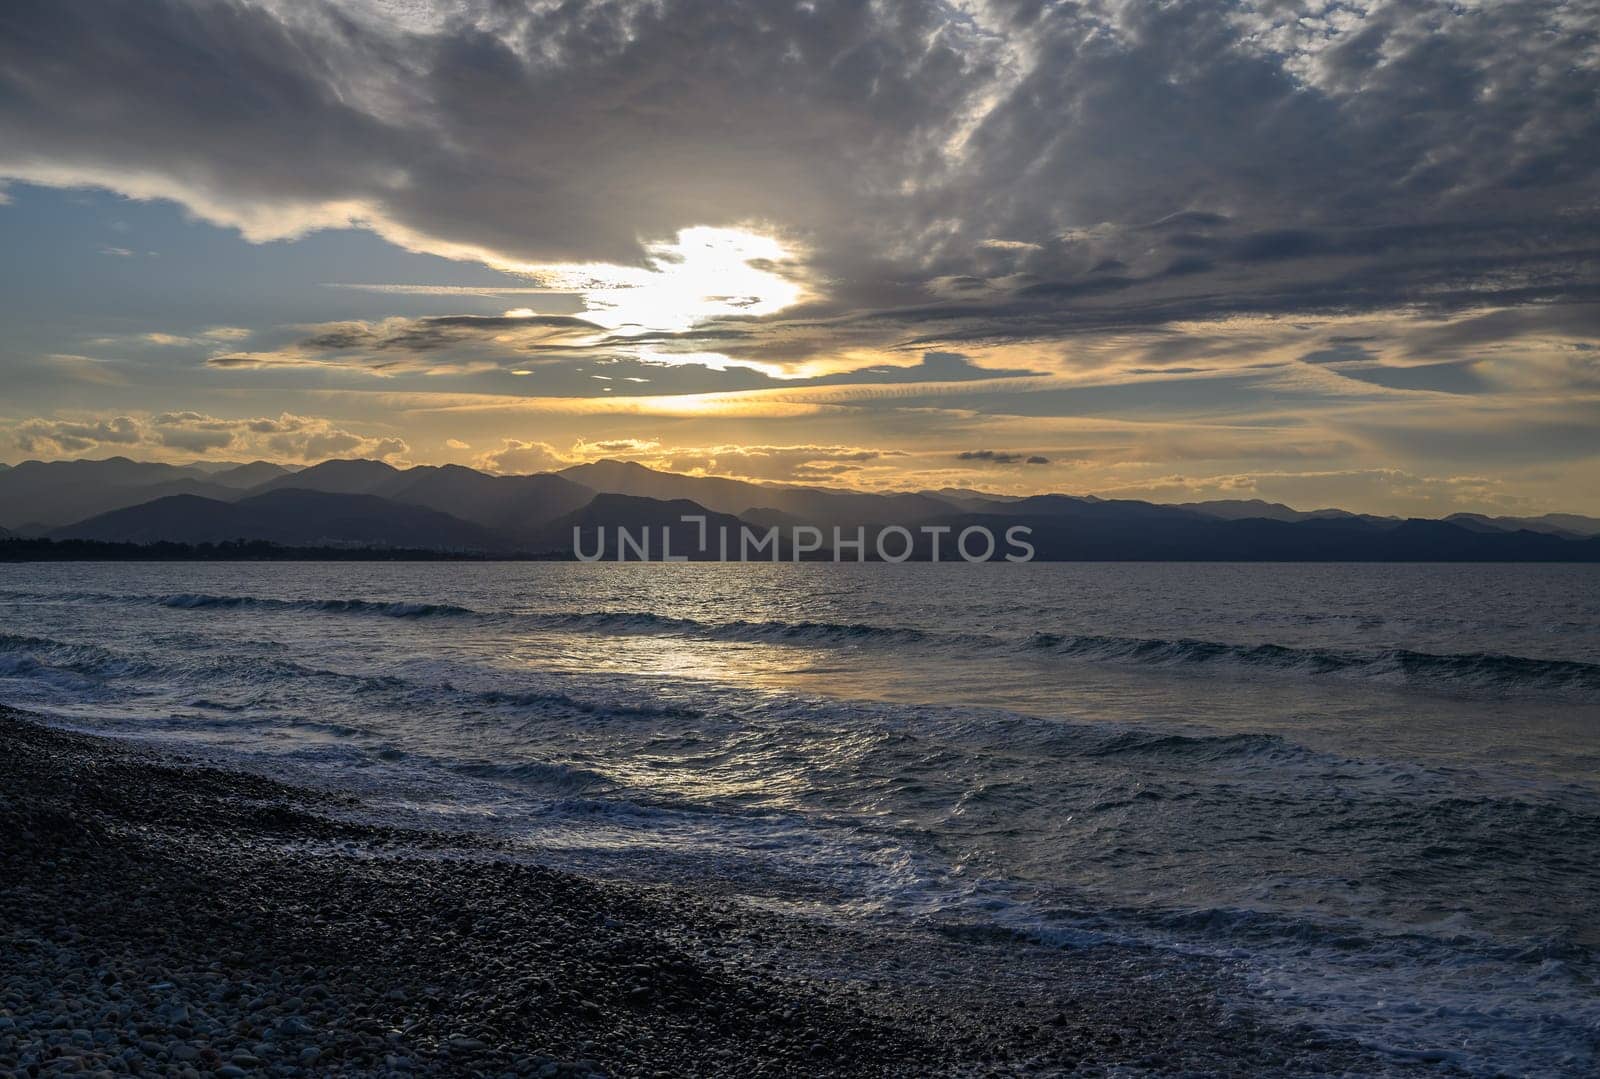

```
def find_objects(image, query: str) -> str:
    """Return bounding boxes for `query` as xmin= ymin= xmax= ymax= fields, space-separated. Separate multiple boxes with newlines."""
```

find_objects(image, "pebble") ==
xmin=0 ymin=707 xmax=1400 ymax=1079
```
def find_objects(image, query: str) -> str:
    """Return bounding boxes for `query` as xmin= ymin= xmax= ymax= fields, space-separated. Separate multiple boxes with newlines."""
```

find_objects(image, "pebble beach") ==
xmin=0 ymin=705 xmax=1425 ymax=1077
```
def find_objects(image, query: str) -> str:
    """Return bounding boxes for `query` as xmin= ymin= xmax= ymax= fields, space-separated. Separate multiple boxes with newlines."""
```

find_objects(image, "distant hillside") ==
xmin=559 ymin=459 xmax=957 ymax=525
xmin=248 ymin=458 xmax=399 ymax=496
xmin=1168 ymin=498 xmax=1393 ymax=525
xmin=534 ymin=494 xmax=758 ymax=559
xmin=246 ymin=459 xmax=592 ymax=539
xmin=919 ymin=511 xmax=1600 ymax=562
xmin=1445 ymin=512 xmax=1600 ymax=539
xmin=964 ymin=492 xmax=1209 ymax=524
xmin=1170 ymin=498 xmax=1307 ymax=522
xmin=0 ymin=537 xmax=532 ymax=562
xmin=0 ymin=457 xmax=248 ymax=531
xmin=377 ymin=464 xmax=592 ymax=538
xmin=52 ymin=489 xmax=499 ymax=550
xmin=207 ymin=460 xmax=292 ymax=488
xmin=12 ymin=455 xmax=1600 ymax=560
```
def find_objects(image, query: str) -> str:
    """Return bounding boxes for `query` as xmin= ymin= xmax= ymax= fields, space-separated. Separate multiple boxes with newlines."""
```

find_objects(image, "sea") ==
xmin=2 ymin=562 xmax=1597 ymax=1075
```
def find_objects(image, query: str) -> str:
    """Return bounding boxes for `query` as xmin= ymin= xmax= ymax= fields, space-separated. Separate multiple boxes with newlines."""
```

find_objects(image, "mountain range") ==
xmin=3 ymin=456 xmax=1598 ymax=560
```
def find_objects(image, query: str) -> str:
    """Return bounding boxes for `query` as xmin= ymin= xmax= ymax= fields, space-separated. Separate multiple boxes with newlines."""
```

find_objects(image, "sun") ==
xmin=511 ymin=226 xmax=806 ymax=336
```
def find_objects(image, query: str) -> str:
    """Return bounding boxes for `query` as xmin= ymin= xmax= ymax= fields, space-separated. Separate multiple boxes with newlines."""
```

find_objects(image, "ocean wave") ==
xmin=1023 ymin=632 xmax=1600 ymax=696
xmin=5 ymin=590 xmax=929 ymax=641
xmin=0 ymin=589 xmax=474 ymax=618
xmin=1023 ymin=899 xmax=1598 ymax=978
xmin=156 ymin=593 xmax=474 ymax=618
xmin=529 ymin=614 xmax=1600 ymax=697
xmin=537 ymin=609 xmax=933 ymax=645
xmin=1082 ymin=730 xmax=1308 ymax=763
xmin=478 ymin=688 xmax=704 ymax=720
xmin=0 ymin=632 xmax=160 ymax=680
xmin=967 ymin=896 xmax=1600 ymax=1077
xmin=0 ymin=629 xmax=705 ymax=728
xmin=9 ymin=588 xmax=1599 ymax=698
xmin=451 ymin=759 xmax=614 ymax=795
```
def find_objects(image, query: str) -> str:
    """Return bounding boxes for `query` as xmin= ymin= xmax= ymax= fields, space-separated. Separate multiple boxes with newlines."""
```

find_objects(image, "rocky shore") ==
xmin=1 ymin=707 xmax=1420 ymax=1076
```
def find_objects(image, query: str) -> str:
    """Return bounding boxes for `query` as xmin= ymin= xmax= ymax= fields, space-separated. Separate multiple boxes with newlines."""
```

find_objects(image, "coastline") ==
xmin=1 ymin=706 xmax=1426 ymax=1077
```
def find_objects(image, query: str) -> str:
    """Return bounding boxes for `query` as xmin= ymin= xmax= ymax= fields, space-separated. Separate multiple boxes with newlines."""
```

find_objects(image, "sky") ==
xmin=1 ymin=0 xmax=1597 ymax=516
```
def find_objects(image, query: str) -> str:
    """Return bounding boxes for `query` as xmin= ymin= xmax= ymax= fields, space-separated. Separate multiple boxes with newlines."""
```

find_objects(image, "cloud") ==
xmin=298 ymin=315 xmax=606 ymax=354
xmin=577 ymin=438 xmax=661 ymax=456
xmin=238 ymin=414 xmax=409 ymax=461
xmin=207 ymin=310 xmax=1053 ymax=393
xmin=150 ymin=328 xmax=249 ymax=345
xmin=610 ymin=443 xmax=911 ymax=485
xmin=2 ymin=0 xmax=1593 ymax=345
xmin=9 ymin=411 xmax=408 ymax=462
xmin=323 ymin=284 xmax=564 ymax=297
xmin=473 ymin=439 xmax=569 ymax=474
xmin=16 ymin=415 xmax=142 ymax=453
xmin=474 ymin=437 xmax=914 ymax=484
xmin=206 ymin=313 xmax=612 ymax=376
xmin=957 ymin=450 xmax=1050 ymax=466
xmin=28 ymin=353 xmax=127 ymax=387
xmin=150 ymin=411 xmax=239 ymax=452
xmin=3 ymin=0 xmax=1599 ymax=514
xmin=0 ymin=0 xmax=994 ymax=269
xmin=1091 ymin=468 xmax=1543 ymax=518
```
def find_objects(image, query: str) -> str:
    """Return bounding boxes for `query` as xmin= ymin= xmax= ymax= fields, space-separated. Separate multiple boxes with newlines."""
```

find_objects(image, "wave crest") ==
xmin=157 ymin=593 xmax=472 ymax=617
xmin=1025 ymin=632 xmax=1600 ymax=696
xmin=8 ymin=588 xmax=1596 ymax=699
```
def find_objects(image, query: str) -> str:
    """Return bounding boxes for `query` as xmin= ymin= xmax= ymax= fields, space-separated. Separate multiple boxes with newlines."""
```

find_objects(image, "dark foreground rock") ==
xmin=0 ymin=708 xmax=1424 ymax=1076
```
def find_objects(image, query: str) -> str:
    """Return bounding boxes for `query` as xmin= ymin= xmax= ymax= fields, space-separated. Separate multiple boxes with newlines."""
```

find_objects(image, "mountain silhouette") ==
xmin=0 ymin=457 xmax=246 ymax=531
xmin=7 ymin=456 xmax=1600 ymax=561
xmin=249 ymin=459 xmax=592 ymax=539
xmin=558 ymin=459 xmax=956 ymax=525
xmin=1444 ymin=512 xmax=1600 ymax=539
xmin=534 ymin=494 xmax=758 ymax=560
xmin=52 ymin=489 xmax=498 ymax=550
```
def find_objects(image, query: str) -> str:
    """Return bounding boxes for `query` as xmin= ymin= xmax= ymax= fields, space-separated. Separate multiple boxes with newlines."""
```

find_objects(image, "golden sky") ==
xmin=2 ymin=1 xmax=1597 ymax=515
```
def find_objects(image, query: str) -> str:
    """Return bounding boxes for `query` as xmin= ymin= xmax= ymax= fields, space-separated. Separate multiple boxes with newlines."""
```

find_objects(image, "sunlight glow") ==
xmin=511 ymin=226 xmax=806 ymax=335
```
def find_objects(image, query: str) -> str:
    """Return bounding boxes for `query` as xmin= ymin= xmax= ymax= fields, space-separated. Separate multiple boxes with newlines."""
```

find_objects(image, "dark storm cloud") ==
xmin=1301 ymin=344 xmax=1379 ymax=366
xmin=301 ymin=315 xmax=607 ymax=352
xmin=1297 ymin=339 xmax=1493 ymax=395
xmin=2 ymin=0 xmax=1597 ymax=350
xmin=957 ymin=450 xmax=1050 ymax=466
xmin=209 ymin=309 xmax=1051 ymax=393
xmin=1325 ymin=361 xmax=1491 ymax=396
xmin=1398 ymin=305 xmax=1600 ymax=359
xmin=803 ymin=351 xmax=1042 ymax=386
xmin=0 ymin=0 xmax=989 ymax=266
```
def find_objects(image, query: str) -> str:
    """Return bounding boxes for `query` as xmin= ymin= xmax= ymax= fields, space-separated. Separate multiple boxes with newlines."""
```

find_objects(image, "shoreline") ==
xmin=1 ymin=707 xmax=1424 ymax=1076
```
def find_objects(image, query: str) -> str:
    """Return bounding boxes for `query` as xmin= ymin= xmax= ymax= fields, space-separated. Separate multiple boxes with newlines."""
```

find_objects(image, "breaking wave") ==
xmin=5 ymin=589 xmax=1598 ymax=698
xmin=1023 ymin=632 xmax=1600 ymax=697
xmin=0 ymin=633 xmax=160 ymax=680
xmin=1081 ymin=730 xmax=1310 ymax=763
xmin=156 ymin=593 xmax=474 ymax=618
